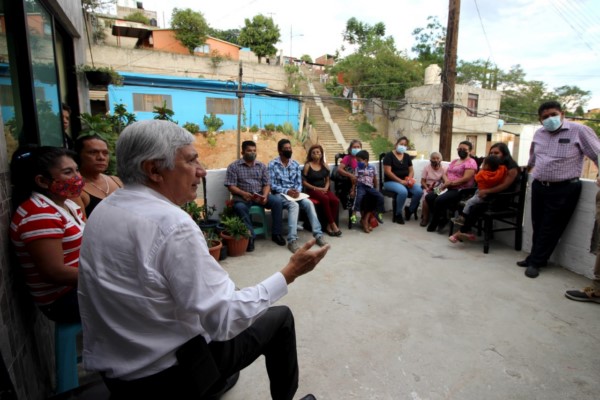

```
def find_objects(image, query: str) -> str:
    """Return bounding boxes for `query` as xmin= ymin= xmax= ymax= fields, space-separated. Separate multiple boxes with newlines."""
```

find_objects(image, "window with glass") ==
xmin=27 ymin=0 xmax=63 ymax=146
xmin=467 ymin=93 xmax=479 ymax=117
xmin=207 ymin=97 xmax=237 ymax=115
xmin=133 ymin=93 xmax=173 ymax=112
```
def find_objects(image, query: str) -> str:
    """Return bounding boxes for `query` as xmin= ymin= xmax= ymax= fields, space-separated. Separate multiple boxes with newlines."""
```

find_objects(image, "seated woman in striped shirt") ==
xmin=10 ymin=146 xmax=85 ymax=323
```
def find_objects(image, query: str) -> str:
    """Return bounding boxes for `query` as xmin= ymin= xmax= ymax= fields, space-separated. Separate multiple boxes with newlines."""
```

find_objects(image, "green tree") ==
xmin=584 ymin=114 xmax=600 ymax=137
xmin=554 ymin=85 xmax=591 ymax=112
xmin=124 ymin=11 xmax=150 ymax=25
xmin=457 ymin=59 xmax=499 ymax=89
xmin=209 ymin=28 xmax=240 ymax=45
xmin=332 ymin=30 xmax=422 ymax=105
xmin=342 ymin=17 xmax=386 ymax=47
xmin=239 ymin=14 xmax=280 ymax=63
xmin=501 ymin=80 xmax=553 ymax=123
xmin=411 ymin=16 xmax=446 ymax=67
xmin=300 ymin=54 xmax=312 ymax=63
xmin=171 ymin=8 xmax=209 ymax=55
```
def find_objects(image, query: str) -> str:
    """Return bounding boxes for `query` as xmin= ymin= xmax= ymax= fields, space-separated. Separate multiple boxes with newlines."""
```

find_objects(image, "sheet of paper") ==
xmin=281 ymin=192 xmax=310 ymax=202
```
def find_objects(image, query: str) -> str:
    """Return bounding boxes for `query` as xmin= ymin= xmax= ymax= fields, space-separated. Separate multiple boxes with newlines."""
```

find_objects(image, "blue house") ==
xmin=106 ymin=72 xmax=301 ymax=131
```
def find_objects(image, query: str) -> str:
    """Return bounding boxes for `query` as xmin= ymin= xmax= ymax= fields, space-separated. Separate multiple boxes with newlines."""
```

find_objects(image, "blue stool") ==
xmin=249 ymin=205 xmax=269 ymax=238
xmin=55 ymin=322 xmax=82 ymax=393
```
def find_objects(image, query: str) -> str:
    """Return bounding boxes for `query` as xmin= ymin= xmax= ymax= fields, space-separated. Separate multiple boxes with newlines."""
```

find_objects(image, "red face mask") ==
xmin=49 ymin=175 xmax=85 ymax=198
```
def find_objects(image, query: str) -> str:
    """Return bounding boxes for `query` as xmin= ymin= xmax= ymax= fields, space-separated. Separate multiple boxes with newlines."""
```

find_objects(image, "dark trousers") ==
xmin=354 ymin=185 xmax=384 ymax=213
xmin=234 ymin=194 xmax=283 ymax=237
xmin=104 ymin=306 xmax=299 ymax=400
xmin=38 ymin=288 xmax=80 ymax=323
xmin=526 ymin=179 xmax=582 ymax=267
xmin=426 ymin=189 xmax=461 ymax=229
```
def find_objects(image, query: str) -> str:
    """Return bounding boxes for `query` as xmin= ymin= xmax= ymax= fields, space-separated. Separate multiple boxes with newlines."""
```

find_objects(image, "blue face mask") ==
xmin=357 ymin=161 xmax=366 ymax=169
xmin=351 ymin=148 xmax=360 ymax=156
xmin=396 ymin=145 xmax=407 ymax=154
xmin=542 ymin=115 xmax=562 ymax=132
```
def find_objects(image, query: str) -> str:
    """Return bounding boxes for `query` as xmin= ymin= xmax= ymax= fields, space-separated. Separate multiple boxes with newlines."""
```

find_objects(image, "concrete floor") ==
xmin=220 ymin=212 xmax=600 ymax=400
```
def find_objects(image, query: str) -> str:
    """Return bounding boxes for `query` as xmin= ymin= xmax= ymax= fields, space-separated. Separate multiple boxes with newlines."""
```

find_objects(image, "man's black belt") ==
xmin=535 ymin=178 xmax=580 ymax=187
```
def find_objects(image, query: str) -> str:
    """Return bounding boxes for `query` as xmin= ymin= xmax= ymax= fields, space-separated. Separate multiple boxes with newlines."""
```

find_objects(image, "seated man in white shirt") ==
xmin=78 ymin=120 xmax=329 ymax=400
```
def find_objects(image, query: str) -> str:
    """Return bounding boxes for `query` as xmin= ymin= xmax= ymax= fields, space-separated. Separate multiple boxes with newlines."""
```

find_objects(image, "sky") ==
xmin=133 ymin=0 xmax=600 ymax=111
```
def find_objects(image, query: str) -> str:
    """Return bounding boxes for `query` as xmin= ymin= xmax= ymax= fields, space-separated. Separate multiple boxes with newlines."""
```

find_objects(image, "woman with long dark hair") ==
xmin=10 ymin=146 xmax=85 ymax=322
xmin=303 ymin=144 xmax=342 ymax=236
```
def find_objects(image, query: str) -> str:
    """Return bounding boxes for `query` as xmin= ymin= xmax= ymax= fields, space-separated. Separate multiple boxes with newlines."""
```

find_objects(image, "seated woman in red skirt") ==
xmin=302 ymin=144 xmax=342 ymax=236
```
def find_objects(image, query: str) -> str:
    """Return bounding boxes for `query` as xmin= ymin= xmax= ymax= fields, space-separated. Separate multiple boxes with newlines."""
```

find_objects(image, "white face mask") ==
xmin=542 ymin=115 xmax=562 ymax=132
xmin=396 ymin=145 xmax=407 ymax=154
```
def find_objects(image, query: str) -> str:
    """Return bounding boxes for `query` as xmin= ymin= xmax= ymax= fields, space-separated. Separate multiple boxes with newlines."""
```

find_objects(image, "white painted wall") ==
xmin=203 ymin=161 xmax=598 ymax=282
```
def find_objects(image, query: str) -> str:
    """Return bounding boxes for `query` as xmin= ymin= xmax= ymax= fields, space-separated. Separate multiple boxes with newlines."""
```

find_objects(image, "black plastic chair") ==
xmin=332 ymin=153 xmax=354 ymax=229
xmin=449 ymin=167 xmax=528 ymax=253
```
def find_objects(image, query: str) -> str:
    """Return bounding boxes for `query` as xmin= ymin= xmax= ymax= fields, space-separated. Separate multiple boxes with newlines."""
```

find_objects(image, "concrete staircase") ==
xmin=298 ymin=66 xmax=374 ymax=163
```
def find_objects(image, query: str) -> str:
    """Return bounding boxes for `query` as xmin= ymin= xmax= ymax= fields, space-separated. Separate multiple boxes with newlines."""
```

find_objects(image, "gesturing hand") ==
xmin=281 ymin=239 xmax=330 ymax=284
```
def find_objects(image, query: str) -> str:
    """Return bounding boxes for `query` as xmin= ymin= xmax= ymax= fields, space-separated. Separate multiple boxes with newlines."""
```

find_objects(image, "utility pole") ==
xmin=439 ymin=0 xmax=461 ymax=161
xmin=236 ymin=61 xmax=244 ymax=159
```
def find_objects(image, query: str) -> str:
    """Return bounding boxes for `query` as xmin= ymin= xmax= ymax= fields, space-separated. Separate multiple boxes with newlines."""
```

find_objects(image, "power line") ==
xmin=472 ymin=0 xmax=495 ymax=65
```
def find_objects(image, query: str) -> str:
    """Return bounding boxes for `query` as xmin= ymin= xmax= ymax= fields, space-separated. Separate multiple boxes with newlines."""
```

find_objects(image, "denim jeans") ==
xmin=233 ymin=194 xmax=283 ymax=238
xmin=280 ymin=195 xmax=323 ymax=242
xmin=383 ymin=181 xmax=423 ymax=216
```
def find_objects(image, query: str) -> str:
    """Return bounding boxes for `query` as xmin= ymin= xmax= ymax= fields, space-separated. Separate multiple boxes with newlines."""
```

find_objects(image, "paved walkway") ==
xmin=221 ymin=212 xmax=600 ymax=400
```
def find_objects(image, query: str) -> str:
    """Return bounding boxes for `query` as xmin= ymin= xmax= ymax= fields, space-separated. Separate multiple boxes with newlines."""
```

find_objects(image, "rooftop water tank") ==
xmin=424 ymin=64 xmax=442 ymax=85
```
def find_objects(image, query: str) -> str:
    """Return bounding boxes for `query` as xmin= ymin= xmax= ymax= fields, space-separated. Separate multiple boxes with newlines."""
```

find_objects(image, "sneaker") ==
xmin=287 ymin=240 xmax=300 ymax=253
xmin=565 ymin=287 xmax=600 ymax=303
xmin=315 ymin=236 xmax=327 ymax=247
xmin=452 ymin=215 xmax=465 ymax=226
xmin=376 ymin=213 xmax=384 ymax=224
xmin=350 ymin=215 xmax=357 ymax=224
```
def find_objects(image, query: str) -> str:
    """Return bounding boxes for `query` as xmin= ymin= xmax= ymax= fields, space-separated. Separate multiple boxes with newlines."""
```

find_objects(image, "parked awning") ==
xmin=89 ymin=90 xmax=107 ymax=101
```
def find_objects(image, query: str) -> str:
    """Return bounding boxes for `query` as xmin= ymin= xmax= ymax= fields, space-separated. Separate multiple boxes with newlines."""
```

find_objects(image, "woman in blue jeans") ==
xmin=382 ymin=137 xmax=423 ymax=224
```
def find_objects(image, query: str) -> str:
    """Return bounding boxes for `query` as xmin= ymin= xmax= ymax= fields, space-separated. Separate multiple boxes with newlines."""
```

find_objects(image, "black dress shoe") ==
xmin=525 ymin=265 xmax=539 ymax=278
xmin=272 ymin=234 xmax=286 ymax=246
xmin=394 ymin=214 xmax=405 ymax=224
xmin=299 ymin=395 xmax=317 ymax=400
xmin=246 ymin=238 xmax=255 ymax=252
xmin=516 ymin=259 xmax=529 ymax=267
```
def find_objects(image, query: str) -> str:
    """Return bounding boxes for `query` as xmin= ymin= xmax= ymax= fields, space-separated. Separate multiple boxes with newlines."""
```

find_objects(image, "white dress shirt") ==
xmin=78 ymin=184 xmax=288 ymax=380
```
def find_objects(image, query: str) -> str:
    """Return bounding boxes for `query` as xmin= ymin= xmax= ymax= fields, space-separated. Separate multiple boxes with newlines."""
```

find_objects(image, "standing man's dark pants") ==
xmin=526 ymin=179 xmax=582 ymax=267
xmin=234 ymin=194 xmax=284 ymax=238
xmin=104 ymin=306 xmax=298 ymax=400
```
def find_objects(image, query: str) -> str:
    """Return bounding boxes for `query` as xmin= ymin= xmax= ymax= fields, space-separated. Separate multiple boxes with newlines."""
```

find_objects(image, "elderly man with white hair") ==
xmin=78 ymin=120 xmax=328 ymax=400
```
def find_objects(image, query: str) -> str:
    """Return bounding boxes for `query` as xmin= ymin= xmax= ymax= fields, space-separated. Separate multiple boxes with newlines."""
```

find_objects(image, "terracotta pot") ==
xmin=219 ymin=232 xmax=249 ymax=257
xmin=207 ymin=240 xmax=222 ymax=262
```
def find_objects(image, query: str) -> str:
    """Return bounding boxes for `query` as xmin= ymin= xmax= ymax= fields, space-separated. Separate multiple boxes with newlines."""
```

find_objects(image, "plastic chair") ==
xmin=55 ymin=322 xmax=82 ymax=393
xmin=249 ymin=205 xmax=269 ymax=238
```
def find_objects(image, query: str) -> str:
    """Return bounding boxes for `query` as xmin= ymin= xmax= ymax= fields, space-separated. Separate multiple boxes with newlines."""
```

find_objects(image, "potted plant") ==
xmin=77 ymin=64 xmax=124 ymax=86
xmin=203 ymin=229 xmax=222 ymax=262
xmin=219 ymin=215 xmax=250 ymax=257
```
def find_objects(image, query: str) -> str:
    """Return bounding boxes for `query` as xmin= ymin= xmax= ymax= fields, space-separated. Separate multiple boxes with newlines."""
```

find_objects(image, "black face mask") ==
xmin=281 ymin=150 xmax=293 ymax=159
xmin=457 ymin=149 xmax=468 ymax=159
xmin=243 ymin=153 xmax=256 ymax=162
xmin=430 ymin=161 xmax=440 ymax=167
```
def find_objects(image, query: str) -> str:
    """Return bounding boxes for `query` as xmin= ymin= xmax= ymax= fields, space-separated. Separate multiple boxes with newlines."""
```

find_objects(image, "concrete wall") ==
xmin=87 ymin=45 xmax=288 ymax=91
